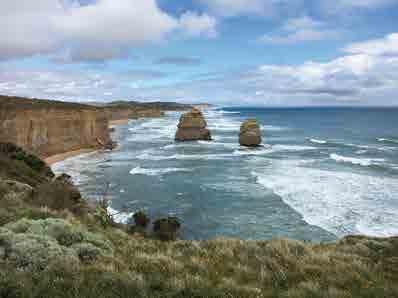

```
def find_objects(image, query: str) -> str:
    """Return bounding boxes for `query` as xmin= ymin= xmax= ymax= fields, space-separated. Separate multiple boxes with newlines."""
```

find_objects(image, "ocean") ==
xmin=52 ymin=107 xmax=398 ymax=241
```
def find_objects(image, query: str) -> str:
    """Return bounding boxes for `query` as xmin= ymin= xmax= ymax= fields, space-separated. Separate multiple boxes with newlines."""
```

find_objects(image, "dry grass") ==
xmin=1 ymin=150 xmax=397 ymax=297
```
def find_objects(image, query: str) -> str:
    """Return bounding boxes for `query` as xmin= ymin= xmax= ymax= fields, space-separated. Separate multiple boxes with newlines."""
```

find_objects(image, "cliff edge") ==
xmin=0 ymin=95 xmax=112 ymax=158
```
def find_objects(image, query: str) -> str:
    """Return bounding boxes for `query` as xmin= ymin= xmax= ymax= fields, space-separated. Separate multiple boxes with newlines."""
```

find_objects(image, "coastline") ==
xmin=45 ymin=119 xmax=127 ymax=166
xmin=109 ymin=119 xmax=129 ymax=125
xmin=44 ymin=148 xmax=98 ymax=165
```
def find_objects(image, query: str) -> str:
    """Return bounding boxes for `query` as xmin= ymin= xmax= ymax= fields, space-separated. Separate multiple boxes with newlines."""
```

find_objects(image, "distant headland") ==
xmin=0 ymin=95 xmax=201 ymax=164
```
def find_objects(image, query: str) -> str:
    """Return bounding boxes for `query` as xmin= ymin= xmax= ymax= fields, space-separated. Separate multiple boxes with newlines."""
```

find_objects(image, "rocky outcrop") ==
xmin=239 ymin=119 xmax=262 ymax=147
xmin=175 ymin=108 xmax=211 ymax=141
xmin=0 ymin=96 xmax=112 ymax=158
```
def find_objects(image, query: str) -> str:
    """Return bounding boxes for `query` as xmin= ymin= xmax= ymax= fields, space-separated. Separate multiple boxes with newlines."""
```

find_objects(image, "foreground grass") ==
xmin=0 ymin=145 xmax=397 ymax=297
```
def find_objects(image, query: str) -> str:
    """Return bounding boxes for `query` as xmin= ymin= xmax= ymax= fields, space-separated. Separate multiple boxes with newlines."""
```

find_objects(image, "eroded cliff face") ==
xmin=0 ymin=96 xmax=111 ymax=158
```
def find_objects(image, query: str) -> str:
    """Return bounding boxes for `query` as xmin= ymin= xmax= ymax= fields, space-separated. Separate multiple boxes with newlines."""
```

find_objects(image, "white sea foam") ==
xmin=233 ymin=146 xmax=273 ymax=156
xmin=51 ymin=151 xmax=104 ymax=185
xmin=219 ymin=110 xmax=240 ymax=114
xmin=232 ymin=144 xmax=317 ymax=156
xmin=273 ymin=144 xmax=318 ymax=151
xmin=378 ymin=138 xmax=398 ymax=144
xmin=252 ymin=159 xmax=398 ymax=237
xmin=136 ymin=152 xmax=234 ymax=161
xmin=197 ymin=140 xmax=238 ymax=149
xmin=129 ymin=166 xmax=192 ymax=176
xmin=162 ymin=143 xmax=204 ymax=150
xmin=330 ymin=153 xmax=384 ymax=167
xmin=355 ymin=150 xmax=368 ymax=155
xmin=309 ymin=138 xmax=327 ymax=144
xmin=107 ymin=206 xmax=133 ymax=224
xmin=261 ymin=125 xmax=289 ymax=131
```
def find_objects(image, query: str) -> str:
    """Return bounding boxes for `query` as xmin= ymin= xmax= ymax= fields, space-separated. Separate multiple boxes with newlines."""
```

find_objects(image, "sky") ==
xmin=0 ymin=0 xmax=398 ymax=106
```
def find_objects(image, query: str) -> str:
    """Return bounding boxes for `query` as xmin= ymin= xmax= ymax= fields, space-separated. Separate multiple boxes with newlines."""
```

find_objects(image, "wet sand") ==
xmin=109 ymin=119 xmax=129 ymax=125
xmin=44 ymin=148 xmax=97 ymax=165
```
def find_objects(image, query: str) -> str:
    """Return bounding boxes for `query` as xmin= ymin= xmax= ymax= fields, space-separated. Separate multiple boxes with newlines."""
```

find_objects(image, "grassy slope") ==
xmin=0 ymin=149 xmax=397 ymax=298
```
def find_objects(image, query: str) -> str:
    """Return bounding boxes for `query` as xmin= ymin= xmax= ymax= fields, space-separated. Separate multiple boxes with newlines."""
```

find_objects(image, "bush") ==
xmin=1 ymin=218 xmax=113 ymax=270
xmin=32 ymin=180 xmax=88 ymax=215
xmin=0 ymin=142 xmax=54 ymax=178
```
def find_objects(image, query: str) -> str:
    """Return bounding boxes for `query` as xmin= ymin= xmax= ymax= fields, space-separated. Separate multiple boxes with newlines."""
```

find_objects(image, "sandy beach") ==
xmin=44 ymin=148 xmax=97 ymax=165
xmin=109 ymin=119 xmax=129 ymax=125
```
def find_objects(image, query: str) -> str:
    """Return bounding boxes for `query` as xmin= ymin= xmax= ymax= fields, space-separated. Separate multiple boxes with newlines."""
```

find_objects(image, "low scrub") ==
xmin=0 ymin=218 xmax=113 ymax=271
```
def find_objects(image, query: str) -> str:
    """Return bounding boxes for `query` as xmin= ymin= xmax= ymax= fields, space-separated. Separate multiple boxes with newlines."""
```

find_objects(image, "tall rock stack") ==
xmin=175 ymin=108 xmax=211 ymax=141
xmin=239 ymin=119 xmax=262 ymax=147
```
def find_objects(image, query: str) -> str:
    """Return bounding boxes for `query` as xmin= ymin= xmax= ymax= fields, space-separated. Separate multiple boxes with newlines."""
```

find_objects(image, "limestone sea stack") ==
xmin=175 ymin=108 xmax=212 ymax=141
xmin=239 ymin=119 xmax=262 ymax=147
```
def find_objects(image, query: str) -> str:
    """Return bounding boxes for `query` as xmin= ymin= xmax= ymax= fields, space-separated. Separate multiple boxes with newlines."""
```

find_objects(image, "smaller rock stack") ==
xmin=239 ymin=119 xmax=262 ymax=147
xmin=175 ymin=108 xmax=212 ymax=141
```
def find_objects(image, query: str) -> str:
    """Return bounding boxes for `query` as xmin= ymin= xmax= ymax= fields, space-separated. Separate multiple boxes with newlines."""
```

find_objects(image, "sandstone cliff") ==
xmin=0 ymin=96 xmax=112 ymax=158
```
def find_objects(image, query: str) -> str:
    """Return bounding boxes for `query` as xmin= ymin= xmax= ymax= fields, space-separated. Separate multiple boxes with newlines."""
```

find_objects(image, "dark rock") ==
xmin=153 ymin=217 xmax=181 ymax=241
xmin=133 ymin=211 xmax=150 ymax=228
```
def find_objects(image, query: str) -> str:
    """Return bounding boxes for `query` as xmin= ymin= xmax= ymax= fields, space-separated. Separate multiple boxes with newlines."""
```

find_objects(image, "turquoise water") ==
xmin=53 ymin=107 xmax=398 ymax=241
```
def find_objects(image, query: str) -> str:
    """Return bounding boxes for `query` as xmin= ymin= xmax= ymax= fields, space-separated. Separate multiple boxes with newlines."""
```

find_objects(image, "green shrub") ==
xmin=1 ymin=218 xmax=113 ymax=271
xmin=0 ymin=228 xmax=78 ymax=271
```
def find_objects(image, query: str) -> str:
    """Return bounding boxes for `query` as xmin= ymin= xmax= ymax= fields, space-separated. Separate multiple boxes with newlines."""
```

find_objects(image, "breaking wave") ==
xmin=252 ymin=160 xmax=398 ymax=237
xmin=129 ymin=166 xmax=192 ymax=176
xmin=330 ymin=153 xmax=385 ymax=167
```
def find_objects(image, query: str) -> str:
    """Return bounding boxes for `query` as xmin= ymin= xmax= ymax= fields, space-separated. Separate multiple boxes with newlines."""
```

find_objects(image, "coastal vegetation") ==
xmin=0 ymin=143 xmax=397 ymax=297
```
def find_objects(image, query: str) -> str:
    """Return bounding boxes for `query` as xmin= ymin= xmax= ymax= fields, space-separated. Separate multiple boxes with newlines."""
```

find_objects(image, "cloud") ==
xmin=259 ymin=16 xmax=342 ymax=44
xmin=1 ymin=32 xmax=397 ymax=106
xmin=0 ymin=0 xmax=64 ymax=59
xmin=179 ymin=12 xmax=218 ymax=38
xmin=343 ymin=33 xmax=398 ymax=56
xmin=155 ymin=56 xmax=202 ymax=66
xmin=57 ymin=0 xmax=178 ymax=55
xmin=130 ymin=32 xmax=398 ymax=106
xmin=0 ymin=0 xmax=218 ymax=61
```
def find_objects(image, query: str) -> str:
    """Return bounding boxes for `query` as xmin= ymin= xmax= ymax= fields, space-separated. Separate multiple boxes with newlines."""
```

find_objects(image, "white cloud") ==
xmin=0 ymin=0 xmax=218 ymax=61
xmin=344 ymin=33 xmax=398 ymax=56
xmin=0 ymin=0 xmax=64 ymax=59
xmin=179 ymin=12 xmax=218 ymax=38
xmin=259 ymin=16 xmax=342 ymax=44
xmin=130 ymin=32 xmax=398 ymax=106
xmin=58 ymin=0 xmax=177 ymax=46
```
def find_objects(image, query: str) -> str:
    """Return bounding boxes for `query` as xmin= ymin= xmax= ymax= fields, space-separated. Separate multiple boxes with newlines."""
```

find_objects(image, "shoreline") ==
xmin=109 ymin=119 xmax=129 ymax=125
xmin=44 ymin=148 xmax=98 ymax=166
xmin=45 ymin=119 xmax=127 ymax=166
